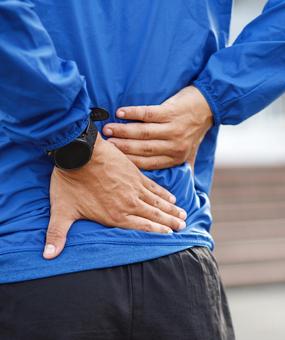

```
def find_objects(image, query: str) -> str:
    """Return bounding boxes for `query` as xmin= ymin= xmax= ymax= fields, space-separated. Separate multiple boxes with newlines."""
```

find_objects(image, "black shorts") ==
xmin=0 ymin=247 xmax=235 ymax=340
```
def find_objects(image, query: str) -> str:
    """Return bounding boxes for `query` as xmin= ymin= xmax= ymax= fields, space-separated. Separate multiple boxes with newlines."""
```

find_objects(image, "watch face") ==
xmin=54 ymin=140 xmax=91 ymax=170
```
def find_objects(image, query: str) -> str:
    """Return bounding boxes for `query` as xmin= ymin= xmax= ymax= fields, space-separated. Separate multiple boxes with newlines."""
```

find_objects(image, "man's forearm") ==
xmin=193 ymin=0 xmax=285 ymax=126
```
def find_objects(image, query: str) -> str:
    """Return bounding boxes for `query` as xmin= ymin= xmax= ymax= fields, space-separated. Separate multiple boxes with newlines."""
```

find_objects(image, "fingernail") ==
xmin=178 ymin=221 xmax=186 ymax=230
xmin=166 ymin=229 xmax=174 ymax=234
xmin=169 ymin=195 xmax=176 ymax=203
xmin=44 ymin=244 xmax=56 ymax=257
xmin=104 ymin=128 xmax=113 ymax=136
xmin=117 ymin=111 xmax=125 ymax=118
xmin=179 ymin=210 xmax=187 ymax=219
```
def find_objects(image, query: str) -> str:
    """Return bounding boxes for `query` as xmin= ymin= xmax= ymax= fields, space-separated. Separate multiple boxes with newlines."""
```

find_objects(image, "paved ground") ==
xmin=226 ymin=284 xmax=285 ymax=340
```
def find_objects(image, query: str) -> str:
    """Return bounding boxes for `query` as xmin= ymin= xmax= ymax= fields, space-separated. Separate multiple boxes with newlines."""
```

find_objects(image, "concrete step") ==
xmin=211 ymin=166 xmax=285 ymax=287
xmin=216 ymin=260 xmax=285 ymax=287
xmin=211 ymin=185 xmax=285 ymax=204
xmin=212 ymin=219 xmax=285 ymax=242
xmin=214 ymin=239 xmax=285 ymax=265
xmin=212 ymin=201 xmax=285 ymax=222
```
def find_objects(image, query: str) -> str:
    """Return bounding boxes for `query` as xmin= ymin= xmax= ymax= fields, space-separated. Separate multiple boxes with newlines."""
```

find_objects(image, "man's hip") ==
xmin=0 ymin=247 xmax=235 ymax=340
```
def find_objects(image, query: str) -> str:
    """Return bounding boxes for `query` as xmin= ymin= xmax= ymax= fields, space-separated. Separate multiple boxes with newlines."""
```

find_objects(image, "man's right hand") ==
xmin=43 ymin=133 xmax=187 ymax=259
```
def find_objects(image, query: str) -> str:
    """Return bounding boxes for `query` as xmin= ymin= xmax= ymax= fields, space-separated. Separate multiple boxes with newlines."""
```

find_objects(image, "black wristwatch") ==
xmin=48 ymin=107 xmax=109 ymax=170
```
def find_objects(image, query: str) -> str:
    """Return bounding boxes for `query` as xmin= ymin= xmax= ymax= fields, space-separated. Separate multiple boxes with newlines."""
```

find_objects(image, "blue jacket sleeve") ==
xmin=0 ymin=0 xmax=90 ymax=151
xmin=193 ymin=0 xmax=285 ymax=125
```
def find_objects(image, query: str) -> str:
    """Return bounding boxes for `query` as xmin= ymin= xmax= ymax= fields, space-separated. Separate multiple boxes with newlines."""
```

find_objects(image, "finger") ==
xmin=103 ymin=122 xmax=171 ymax=140
xmin=187 ymin=155 xmax=196 ymax=174
xmin=116 ymin=105 xmax=170 ymax=123
xmin=141 ymin=188 xmax=187 ymax=220
xmin=142 ymin=176 xmax=176 ymax=204
xmin=43 ymin=215 xmax=74 ymax=260
xmin=136 ymin=200 xmax=186 ymax=231
xmin=108 ymin=138 xmax=171 ymax=157
xmin=128 ymin=154 xmax=175 ymax=170
xmin=186 ymin=143 xmax=199 ymax=174
xmin=124 ymin=215 xmax=174 ymax=234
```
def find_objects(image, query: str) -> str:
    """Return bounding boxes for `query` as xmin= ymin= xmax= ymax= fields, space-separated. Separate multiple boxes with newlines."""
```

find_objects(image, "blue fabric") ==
xmin=0 ymin=0 xmax=284 ymax=284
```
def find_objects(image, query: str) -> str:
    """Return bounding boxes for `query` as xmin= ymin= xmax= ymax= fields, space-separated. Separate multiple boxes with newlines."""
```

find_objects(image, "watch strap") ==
xmin=47 ymin=107 xmax=109 ymax=169
xmin=82 ymin=116 xmax=98 ymax=150
xmin=90 ymin=107 xmax=109 ymax=121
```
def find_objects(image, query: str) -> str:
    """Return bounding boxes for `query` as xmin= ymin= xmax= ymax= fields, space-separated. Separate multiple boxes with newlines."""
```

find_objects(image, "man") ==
xmin=0 ymin=0 xmax=284 ymax=339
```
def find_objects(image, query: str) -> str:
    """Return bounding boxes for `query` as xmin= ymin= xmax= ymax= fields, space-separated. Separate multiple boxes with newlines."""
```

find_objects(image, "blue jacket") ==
xmin=0 ymin=0 xmax=284 ymax=283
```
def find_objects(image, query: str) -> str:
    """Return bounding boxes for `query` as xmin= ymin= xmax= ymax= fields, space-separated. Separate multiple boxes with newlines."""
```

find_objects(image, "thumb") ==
xmin=43 ymin=215 xmax=74 ymax=260
xmin=188 ymin=159 xmax=195 ymax=175
xmin=187 ymin=147 xmax=197 ymax=175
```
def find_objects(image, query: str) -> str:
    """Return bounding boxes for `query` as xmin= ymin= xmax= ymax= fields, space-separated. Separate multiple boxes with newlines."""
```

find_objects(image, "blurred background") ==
xmin=211 ymin=0 xmax=285 ymax=339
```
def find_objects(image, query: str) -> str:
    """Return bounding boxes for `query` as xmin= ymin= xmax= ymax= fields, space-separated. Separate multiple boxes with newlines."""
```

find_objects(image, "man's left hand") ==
xmin=103 ymin=86 xmax=213 ymax=170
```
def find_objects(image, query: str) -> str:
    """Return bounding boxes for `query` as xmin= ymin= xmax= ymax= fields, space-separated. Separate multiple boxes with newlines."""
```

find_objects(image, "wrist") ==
xmin=188 ymin=86 xmax=213 ymax=117
xmin=57 ymin=132 xmax=105 ymax=175
xmin=90 ymin=132 xmax=118 ymax=167
xmin=49 ymin=108 xmax=110 ymax=171
xmin=189 ymin=85 xmax=213 ymax=130
xmin=165 ymin=85 xmax=213 ymax=129
xmin=90 ymin=132 xmax=105 ymax=163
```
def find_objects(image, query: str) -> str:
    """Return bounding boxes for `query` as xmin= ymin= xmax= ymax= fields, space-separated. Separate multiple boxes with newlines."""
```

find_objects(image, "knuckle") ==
xmin=121 ymin=143 xmax=130 ymax=153
xmin=47 ymin=227 xmax=66 ymax=242
xmin=142 ymin=143 xmax=153 ymax=155
xmin=153 ymin=199 xmax=160 ymax=208
xmin=170 ymin=218 xmax=180 ymax=230
xmin=141 ymin=222 xmax=153 ymax=233
xmin=172 ymin=130 xmax=180 ymax=139
xmin=173 ymin=128 xmax=184 ymax=140
xmin=176 ymin=141 xmax=188 ymax=155
xmin=165 ymin=103 xmax=175 ymax=115
xmin=152 ymin=158 xmax=160 ymax=169
xmin=125 ymin=196 xmax=139 ymax=210
xmin=176 ymin=126 xmax=185 ymax=135
xmin=141 ymin=128 xmax=150 ymax=139
xmin=175 ymin=143 xmax=188 ymax=162
xmin=173 ymin=156 xmax=184 ymax=166
xmin=168 ymin=141 xmax=178 ymax=156
xmin=115 ymin=126 xmax=127 ymax=137
xmin=144 ymin=106 xmax=154 ymax=120
xmin=159 ymin=226 xmax=169 ymax=234
xmin=108 ymin=195 xmax=139 ymax=222
xmin=175 ymin=155 xmax=185 ymax=164
xmin=133 ymin=106 xmax=140 ymax=117
xmin=109 ymin=211 xmax=122 ymax=223
xmin=168 ymin=204 xmax=177 ymax=216
xmin=152 ymin=209 xmax=161 ymax=219
xmin=148 ymin=180 xmax=157 ymax=191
